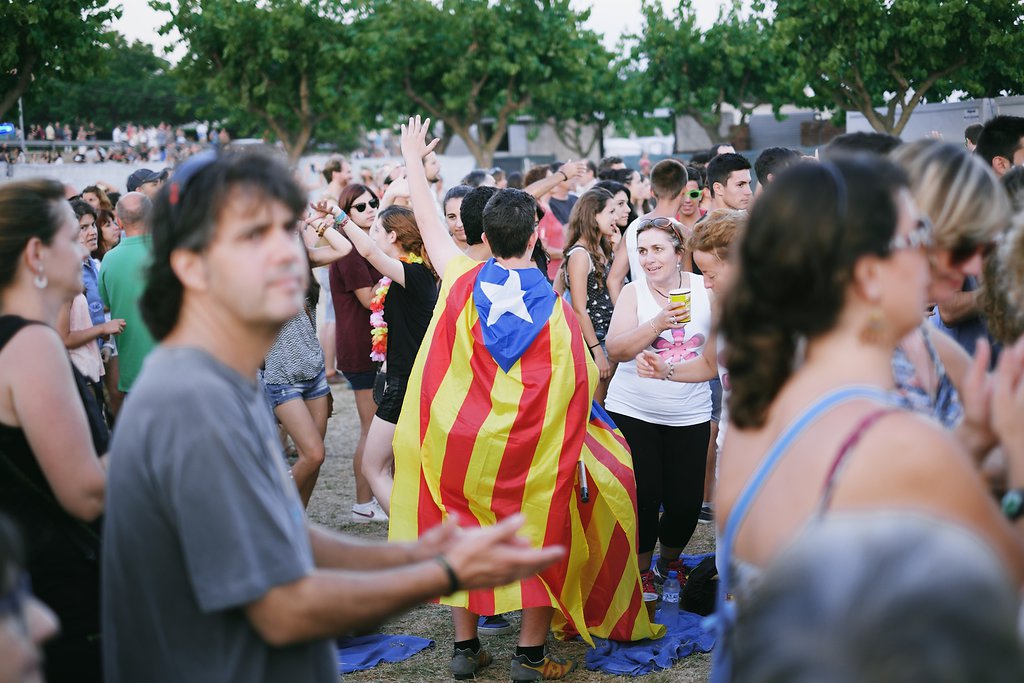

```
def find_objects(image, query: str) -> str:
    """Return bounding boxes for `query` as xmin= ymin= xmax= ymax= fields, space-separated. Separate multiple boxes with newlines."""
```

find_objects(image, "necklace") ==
xmin=369 ymin=252 xmax=425 ymax=362
xmin=648 ymin=271 xmax=683 ymax=299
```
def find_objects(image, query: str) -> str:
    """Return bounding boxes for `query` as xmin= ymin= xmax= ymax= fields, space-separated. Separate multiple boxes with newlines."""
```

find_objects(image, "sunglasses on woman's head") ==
xmin=351 ymin=199 xmax=379 ymax=212
xmin=638 ymin=216 xmax=684 ymax=244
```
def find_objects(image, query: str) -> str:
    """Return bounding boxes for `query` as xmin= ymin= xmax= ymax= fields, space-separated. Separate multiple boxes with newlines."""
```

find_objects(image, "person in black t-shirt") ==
xmin=311 ymin=200 xmax=438 ymax=515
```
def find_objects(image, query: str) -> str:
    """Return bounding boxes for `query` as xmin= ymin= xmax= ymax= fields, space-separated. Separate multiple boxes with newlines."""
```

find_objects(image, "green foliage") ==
xmin=626 ymin=0 xmax=786 ymax=148
xmin=22 ymin=34 xmax=189 ymax=133
xmin=0 ymin=0 xmax=121 ymax=121
xmin=773 ymin=0 xmax=1024 ymax=134
xmin=355 ymin=0 xmax=607 ymax=166
xmin=156 ymin=0 xmax=362 ymax=162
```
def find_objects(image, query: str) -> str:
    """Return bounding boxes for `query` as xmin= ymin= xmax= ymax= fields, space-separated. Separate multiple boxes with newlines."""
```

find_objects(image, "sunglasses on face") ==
xmin=350 ymin=199 xmax=379 ymax=212
xmin=949 ymin=237 xmax=997 ymax=265
xmin=685 ymin=189 xmax=702 ymax=200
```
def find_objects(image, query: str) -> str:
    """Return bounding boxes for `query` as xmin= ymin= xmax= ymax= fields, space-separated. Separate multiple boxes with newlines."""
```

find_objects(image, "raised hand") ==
xmin=400 ymin=115 xmax=440 ymax=164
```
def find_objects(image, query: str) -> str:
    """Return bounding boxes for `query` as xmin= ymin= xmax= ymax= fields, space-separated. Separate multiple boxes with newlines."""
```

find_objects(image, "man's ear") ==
xmin=993 ymin=155 xmax=1012 ymax=176
xmin=170 ymin=249 xmax=209 ymax=292
xmin=712 ymin=182 xmax=723 ymax=198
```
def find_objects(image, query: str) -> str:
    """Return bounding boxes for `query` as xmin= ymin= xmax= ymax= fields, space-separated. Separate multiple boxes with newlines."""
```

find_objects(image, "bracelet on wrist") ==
xmin=558 ymin=171 xmax=568 ymax=181
xmin=663 ymin=361 xmax=675 ymax=381
xmin=433 ymin=554 xmax=461 ymax=595
xmin=588 ymin=342 xmax=601 ymax=350
xmin=334 ymin=213 xmax=349 ymax=228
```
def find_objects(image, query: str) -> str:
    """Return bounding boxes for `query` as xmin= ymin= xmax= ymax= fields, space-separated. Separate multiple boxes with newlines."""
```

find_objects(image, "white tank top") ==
xmin=605 ymin=273 xmax=713 ymax=426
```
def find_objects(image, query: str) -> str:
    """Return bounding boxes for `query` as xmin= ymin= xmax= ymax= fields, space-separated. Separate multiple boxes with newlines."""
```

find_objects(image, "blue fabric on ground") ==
xmin=336 ymin=634 xmax=435 ymax=674
xmin=584 ymin=552 xmax=717 ymax=676
xmin=585 ymin=609 xmax=715 ymax=676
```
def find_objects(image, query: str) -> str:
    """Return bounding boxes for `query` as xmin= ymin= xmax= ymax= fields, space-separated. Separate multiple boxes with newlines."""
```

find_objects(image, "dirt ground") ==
xmin=309 ymin=383 xmax=715 ymax=682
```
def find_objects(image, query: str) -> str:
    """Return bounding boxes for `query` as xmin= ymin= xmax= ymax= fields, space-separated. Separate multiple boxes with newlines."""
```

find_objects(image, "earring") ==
xmin=859 ymin=307 xmax=886 ymax=345
xmin=33 ymin=269 xmax=47 ymax=289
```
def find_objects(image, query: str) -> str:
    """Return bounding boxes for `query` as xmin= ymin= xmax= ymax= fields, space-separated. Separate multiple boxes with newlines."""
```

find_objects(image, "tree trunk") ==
xmin=0 ymin=53 xmax=39 ymax=122
xmin=286 ymin=122 xmax=314 ymax=166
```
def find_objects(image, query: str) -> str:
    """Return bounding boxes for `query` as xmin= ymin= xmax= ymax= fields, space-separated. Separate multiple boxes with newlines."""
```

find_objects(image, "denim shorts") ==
xmin=343 ymin=368 xmax=378 ymax=391
xmin=709 ymin=377 xmax=723 ymax=423
xmin=261 ymin=367 xmax=331 ymax=408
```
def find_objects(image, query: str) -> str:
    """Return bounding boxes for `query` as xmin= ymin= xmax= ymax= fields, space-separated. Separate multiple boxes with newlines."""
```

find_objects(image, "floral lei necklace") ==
xmin=369 ymin=253 xmax=424 ymax=362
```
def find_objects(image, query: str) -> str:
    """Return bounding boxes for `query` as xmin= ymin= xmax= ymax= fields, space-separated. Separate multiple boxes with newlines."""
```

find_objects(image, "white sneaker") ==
xmin=351 ymin=498 xmax=388 ymax=523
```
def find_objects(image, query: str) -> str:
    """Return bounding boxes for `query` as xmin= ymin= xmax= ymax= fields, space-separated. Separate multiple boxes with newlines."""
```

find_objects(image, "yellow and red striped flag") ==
xmin=389 ymin=255 xmax=663 ymax=645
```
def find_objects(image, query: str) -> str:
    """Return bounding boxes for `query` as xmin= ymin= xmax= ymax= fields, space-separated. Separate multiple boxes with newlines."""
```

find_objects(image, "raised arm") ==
xmin=330 ymin=211 xmax=409 ymax=287
xmin=401 ymin=116 xmax=461 ymax=276
xmin=524 ymin=159 xmax=586 ymax=200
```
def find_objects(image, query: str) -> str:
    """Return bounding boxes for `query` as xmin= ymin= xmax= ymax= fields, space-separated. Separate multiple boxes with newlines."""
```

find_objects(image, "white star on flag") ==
xmin=480 ymin=268 xmax=533 ymax=326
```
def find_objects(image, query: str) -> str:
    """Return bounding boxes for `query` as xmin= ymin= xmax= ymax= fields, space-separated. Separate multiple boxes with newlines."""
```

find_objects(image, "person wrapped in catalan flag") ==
xmin=390 ymin=116 xmax=664 ymax=682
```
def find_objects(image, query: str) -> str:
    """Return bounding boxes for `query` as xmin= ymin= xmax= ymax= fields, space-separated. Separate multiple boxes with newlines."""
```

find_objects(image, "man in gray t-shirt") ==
xmin=103 ymin=345 xmax=335 ymax=682
xmin=101 ymin=152 xmax=565 ymax=683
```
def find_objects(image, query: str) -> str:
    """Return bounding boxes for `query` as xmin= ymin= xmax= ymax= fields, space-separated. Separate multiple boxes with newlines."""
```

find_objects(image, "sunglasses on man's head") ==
xmin=351 ymin=199 xmax=379 ymax=212
xmin=685 ymin=189 xmax=702 ymax=200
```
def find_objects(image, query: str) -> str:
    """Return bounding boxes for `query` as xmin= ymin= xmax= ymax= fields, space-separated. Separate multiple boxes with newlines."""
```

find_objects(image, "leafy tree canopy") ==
xmin=156 ymin=0 xmax=362 ymax=162
xmin=0 ymin=0 xmax=121 ymax=122
xmin=356 ymin=0 xmax=607 ymax=166
xmin=626 ymin=0 xmax=787 ymax=147
xmin=773 ymin=0 xmax=1024 ymax=135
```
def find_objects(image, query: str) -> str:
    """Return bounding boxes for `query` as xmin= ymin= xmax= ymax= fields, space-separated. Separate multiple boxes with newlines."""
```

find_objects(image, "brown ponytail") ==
xmin=720 ymin=157 xmax=907 ymax=428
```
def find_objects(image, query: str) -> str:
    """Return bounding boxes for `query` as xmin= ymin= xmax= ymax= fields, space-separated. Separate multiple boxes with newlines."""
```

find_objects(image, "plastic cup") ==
xmin=668 ymin=288 xmax=691 ymax=324
xmin=643 ymin=592 xmax=658 ymax=621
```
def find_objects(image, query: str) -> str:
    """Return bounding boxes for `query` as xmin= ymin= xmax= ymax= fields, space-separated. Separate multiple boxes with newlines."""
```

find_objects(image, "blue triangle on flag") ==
xmin=473 ymin=259 xmax=556 ymax=373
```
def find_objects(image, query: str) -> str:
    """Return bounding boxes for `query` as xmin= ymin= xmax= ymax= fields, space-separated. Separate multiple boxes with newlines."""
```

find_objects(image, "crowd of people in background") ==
xmin=4 ymin=112 xmax=1024 ymax=682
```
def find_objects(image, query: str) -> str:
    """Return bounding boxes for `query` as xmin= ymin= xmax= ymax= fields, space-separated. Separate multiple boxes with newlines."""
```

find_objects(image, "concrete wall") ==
xmin=846 ymin=98 xmax=993 ymax=142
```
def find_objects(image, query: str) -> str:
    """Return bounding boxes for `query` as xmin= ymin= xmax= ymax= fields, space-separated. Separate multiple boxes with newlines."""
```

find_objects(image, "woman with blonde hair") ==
xmin=712 ymin=156 xmax=1024 ymax=681
xmin=890 ymin=140 xmax=1013 ymax=459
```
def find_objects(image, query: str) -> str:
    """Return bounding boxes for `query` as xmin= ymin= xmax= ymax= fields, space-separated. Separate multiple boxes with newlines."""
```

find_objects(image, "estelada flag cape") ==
xmin=389 ymin=255 xmax=664 ymax=645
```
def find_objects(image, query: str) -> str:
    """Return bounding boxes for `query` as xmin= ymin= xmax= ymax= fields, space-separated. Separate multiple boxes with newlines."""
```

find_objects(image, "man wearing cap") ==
xmin=126 ymin=168 xmax=163 ymax=199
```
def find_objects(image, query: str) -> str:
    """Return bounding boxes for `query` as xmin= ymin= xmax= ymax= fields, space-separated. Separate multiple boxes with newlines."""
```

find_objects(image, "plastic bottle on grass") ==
xmin=661 ymin=570 xmax=680 ymax=626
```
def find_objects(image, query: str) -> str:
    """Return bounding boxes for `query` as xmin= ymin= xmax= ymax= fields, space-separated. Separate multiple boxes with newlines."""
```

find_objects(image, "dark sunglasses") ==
xmin=685 ymin=189 xmax=702 ymax=200
xmin=350 ymin=199 xmax=379 ymax=212
xmin=949 ymin=238 xmax=997 ymax=265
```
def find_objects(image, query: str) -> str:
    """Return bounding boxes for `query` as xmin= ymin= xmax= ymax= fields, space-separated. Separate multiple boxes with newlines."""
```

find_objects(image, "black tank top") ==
xmin=0 ymin=315 xmax=108 ymax=660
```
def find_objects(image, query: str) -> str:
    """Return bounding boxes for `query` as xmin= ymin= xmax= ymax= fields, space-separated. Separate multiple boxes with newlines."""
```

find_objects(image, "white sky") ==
xmin=111 ymin=0 xmax=729 ymax=62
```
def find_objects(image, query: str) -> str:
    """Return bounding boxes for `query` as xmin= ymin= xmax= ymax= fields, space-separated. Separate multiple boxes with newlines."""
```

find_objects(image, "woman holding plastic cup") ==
xmin=604 ymin=217 xmax=713 ymax=595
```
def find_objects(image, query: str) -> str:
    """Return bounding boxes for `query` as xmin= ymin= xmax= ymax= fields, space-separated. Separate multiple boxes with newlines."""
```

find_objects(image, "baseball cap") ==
xmin=126 ymin=168 xmax=160 ymax=192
